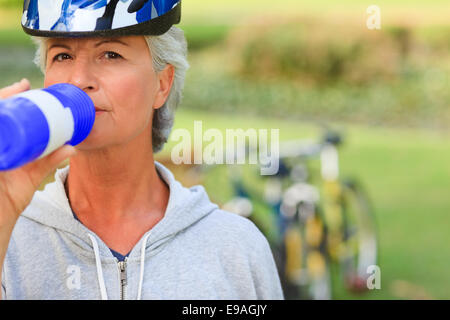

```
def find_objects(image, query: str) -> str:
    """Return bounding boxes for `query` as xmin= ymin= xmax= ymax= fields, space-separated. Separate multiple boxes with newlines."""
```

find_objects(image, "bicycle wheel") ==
xmin=339 ymin=179 xmax=378 ymax=292
xmin=281 ymin=202 xmax=332 ymax=300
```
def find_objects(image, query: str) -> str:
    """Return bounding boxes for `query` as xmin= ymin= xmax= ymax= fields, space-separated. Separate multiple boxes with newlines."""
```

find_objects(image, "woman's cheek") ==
xmin=112 ymin=92 xmax=150 ymax=133
xmin=118 ymin=77 xmax=155 ymax=113
xmin=43 ymin=69 xmax=59 ymax=87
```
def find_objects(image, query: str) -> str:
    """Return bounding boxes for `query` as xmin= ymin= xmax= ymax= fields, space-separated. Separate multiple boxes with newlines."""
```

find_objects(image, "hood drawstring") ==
xmin=87 ymin=232 xmax=151 ymax=300
xmin=87 ymin=234 xmax=108 ymax=300
xmin=137 ymin=233 xmax=151 ymax=300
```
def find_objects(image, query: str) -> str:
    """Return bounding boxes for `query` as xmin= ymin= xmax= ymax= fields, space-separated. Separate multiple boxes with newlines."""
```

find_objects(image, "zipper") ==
xmin=118 ymin=259 xmax=127 ymax=300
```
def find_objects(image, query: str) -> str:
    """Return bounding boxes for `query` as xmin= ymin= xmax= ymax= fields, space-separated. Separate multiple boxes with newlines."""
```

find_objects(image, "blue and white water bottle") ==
xmin=0 ymin=83 xmax=95 ymax=171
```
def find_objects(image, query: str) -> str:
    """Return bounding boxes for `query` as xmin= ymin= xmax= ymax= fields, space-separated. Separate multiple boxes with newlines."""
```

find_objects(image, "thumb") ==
xmin=0 ymin=79 xmax=31 ymax=99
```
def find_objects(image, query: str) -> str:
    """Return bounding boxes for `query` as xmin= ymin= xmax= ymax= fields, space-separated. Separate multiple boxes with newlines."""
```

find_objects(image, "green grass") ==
xmin=157 ymin=108 xmax=450 ymax=299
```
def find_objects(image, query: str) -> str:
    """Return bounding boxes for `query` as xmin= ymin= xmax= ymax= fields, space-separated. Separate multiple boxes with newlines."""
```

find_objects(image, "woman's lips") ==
xmin=94 ymin=106 xmax=107 ymax=115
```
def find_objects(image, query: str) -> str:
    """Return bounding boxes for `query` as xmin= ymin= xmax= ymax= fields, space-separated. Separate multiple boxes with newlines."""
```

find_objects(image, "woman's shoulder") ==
xmin=207 ymin=208 xmax=262 ymax=234
xmin=187 ymin=207 xmax=271 ymax=253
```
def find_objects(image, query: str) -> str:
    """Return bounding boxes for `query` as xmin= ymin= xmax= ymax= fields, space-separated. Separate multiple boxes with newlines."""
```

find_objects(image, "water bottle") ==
xmin=0 ymin=83 xmax=95 ymax=171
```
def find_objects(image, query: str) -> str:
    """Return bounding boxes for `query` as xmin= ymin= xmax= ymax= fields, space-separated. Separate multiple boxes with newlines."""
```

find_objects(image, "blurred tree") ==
xmin=0 ymin=0 xmax=23 ymax=9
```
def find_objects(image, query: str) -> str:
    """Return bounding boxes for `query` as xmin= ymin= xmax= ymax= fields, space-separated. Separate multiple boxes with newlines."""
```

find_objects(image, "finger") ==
xmin=25 ymin=145 xmax=77 ymax=189
xmin=0 ymin=79 xmax=31 ymax=99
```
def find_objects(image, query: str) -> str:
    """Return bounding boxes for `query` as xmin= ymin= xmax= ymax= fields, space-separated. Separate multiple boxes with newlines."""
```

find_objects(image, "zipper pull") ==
xmin=118 ymin=261 xmax=127 ymax=286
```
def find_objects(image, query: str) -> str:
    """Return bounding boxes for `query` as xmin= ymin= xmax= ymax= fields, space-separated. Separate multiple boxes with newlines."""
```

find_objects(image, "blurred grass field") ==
xmin=157 ymin=109 xmax=450 ymax=300
xmin=1 ymin=0 xmax=449 ymax=299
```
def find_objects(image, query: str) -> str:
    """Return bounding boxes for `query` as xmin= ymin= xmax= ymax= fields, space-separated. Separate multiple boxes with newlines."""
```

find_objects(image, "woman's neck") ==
xmin=63 ymin=139 xmax=170 ymax=253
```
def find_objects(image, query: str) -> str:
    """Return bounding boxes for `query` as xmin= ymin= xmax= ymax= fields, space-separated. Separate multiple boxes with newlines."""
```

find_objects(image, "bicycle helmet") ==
xmin=21 ymin=0 xmax=181 ymax=37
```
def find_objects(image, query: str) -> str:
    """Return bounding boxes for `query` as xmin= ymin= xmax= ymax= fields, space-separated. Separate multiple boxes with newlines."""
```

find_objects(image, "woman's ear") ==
xmin=153 ymin=64 xmax=175 ymax=110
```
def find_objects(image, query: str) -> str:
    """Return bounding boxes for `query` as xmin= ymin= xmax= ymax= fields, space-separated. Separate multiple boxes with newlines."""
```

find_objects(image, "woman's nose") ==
xmin=67 ymin=58 xmax=98 ymax=92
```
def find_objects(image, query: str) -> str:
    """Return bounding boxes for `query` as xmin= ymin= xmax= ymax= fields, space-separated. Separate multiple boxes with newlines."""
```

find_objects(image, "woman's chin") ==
xmin=74 ymin=133 xmax=108 ymax=151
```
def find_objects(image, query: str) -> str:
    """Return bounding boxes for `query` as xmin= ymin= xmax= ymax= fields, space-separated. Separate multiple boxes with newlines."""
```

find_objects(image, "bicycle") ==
xmin=156 ymin=126 xmax=378 ymax=299
xmin=276 ymin=129 xmax=378 ymax=298
xmin=218 ymin=127 xmax=378 ymax=299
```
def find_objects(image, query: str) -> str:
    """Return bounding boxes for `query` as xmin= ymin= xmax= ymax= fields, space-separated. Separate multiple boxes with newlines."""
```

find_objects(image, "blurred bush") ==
xmin=225 ymin=17 xmax=441 ymax=86
xmin=178 ymin=16 xmax=450 ymax=130
xmin=0 ymin=0 xmax=22 ymax=9
xmin=181 ymin=25 xmax=230 ymax=51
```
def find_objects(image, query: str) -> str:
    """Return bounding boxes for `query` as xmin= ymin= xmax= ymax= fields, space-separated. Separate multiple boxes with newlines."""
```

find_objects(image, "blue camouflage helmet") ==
xmin=21 ymin=0 xmax=181 ymax=37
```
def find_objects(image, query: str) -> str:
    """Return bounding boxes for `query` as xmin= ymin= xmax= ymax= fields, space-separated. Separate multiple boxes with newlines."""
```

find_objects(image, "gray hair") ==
xmin=32 ymin=26 xmax=189 ymax=153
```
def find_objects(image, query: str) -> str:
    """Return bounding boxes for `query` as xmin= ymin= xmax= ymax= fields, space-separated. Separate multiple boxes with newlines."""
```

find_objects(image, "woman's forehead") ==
xmin=46 ymin=35 xmax=145 ymax=48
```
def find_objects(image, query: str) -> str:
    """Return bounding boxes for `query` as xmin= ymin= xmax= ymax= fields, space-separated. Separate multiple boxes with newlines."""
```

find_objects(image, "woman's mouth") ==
xmin=94 ymin=106 xmax=107 ymax=115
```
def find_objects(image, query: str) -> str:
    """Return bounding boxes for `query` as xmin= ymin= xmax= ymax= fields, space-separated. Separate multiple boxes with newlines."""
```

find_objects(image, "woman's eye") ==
xmin=104 ymin=51 xmax=122 ymax=60
xmin=53 ymin=53 xmax=71 ymax=62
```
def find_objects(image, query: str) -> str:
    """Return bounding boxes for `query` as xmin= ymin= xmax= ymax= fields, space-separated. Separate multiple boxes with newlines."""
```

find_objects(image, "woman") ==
xmin=0 ymin=0 xmax=283 ymax=299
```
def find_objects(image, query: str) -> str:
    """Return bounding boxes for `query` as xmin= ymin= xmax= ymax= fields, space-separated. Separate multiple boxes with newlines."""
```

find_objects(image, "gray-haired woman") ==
xmin=0 ymin=0 xmax=283 ymax=300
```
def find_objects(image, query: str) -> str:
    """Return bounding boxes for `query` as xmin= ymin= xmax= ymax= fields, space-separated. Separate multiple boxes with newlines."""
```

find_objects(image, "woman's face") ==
xmin=44 ymin=35 xmax=173 ymax=151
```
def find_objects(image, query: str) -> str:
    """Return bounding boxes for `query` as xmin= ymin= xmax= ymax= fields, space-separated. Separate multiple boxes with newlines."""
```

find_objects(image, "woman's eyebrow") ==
xmin=94 ymin=39 xmax=129 ymax=47
xmin=47 ymin=39 xmax=129 ymax=51
xmin=48 ymin=43 xmax=71 ymax=51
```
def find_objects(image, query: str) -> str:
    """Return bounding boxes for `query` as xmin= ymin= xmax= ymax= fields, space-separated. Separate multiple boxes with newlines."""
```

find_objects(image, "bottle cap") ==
xmin=43 ymin=83 xmax=95 ymax=146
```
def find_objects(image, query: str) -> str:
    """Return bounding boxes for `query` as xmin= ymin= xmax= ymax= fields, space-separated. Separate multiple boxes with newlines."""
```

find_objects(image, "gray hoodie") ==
xmin=2 ymin=161 xmax=284 ymax=300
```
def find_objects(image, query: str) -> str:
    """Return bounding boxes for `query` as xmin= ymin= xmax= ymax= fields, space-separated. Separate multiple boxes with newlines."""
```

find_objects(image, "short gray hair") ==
xmin=32 ymin=26 xmax=189 ymax=153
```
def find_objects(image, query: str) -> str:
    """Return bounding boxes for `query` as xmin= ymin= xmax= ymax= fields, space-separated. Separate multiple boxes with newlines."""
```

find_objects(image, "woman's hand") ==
xmin=0 ymin=79 xmax=31 ymax=99
xmin=0 ymin=79 xmax=77 ymax=299
xmin=0 ymin=79 xmax=76 ymax=229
